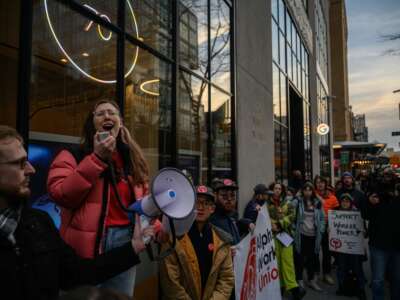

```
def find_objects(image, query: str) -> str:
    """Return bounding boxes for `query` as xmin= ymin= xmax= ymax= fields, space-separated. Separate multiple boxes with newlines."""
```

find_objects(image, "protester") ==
xmin=364 ymin=167 xmax=400 ymax=300
xmin=356 ymin=169 xmax=371 ymax=193
xmin=334 ymin=193 xmax=366 ymax=300
xmin=314 ymin=175 xmax=339 ymax=285
xmin=47 ymin=99 xmax=150 ymax=296
xmin=0 ymin=125 xmax=154 ymax=300
xmin=292 ymin=182 xmax=325 ymax=292
xmin=210 ymin=178 xmax=250 ymax=245
xmin=336 ymin=171 xmax=366 ymax=210
xmin=289 ymin=170 xmax=304 ymax=195
xmin=267 ymin=182 xmax=305 ymax=300
xmin=160 ymin=185 xmax=234 ymax=300
xmin=243 ymin=183 xmax=273 ymax=223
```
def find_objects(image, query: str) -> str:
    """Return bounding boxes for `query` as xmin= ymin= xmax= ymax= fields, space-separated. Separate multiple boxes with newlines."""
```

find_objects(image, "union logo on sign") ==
xmin=330 ymin=238 xmax=342 ymax=250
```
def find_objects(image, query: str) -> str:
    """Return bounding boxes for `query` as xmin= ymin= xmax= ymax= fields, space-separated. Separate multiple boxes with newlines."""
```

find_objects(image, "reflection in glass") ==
xmin=272 ymin=21 xmax=279 ymax=63
xmin=124 ymin=45 xmax=172 ymax=177
xmin=126 ymin=0 xmax=172 ymax=58
xmin=273 ymin=64 xmax=280 ymax=120
xmin=280 ymin=72 xmax=287 ymax=125
xmin=30 ymin=1 xmax=116 ymax=137
xmin=212 ymin=87 xmax=231 ymax=179
xmin=178 ymin=72 xmax=208 ymax=184
xmin=0 ymin=0 xmax=20 ymax=126
xmin=179 ymin=0 xmax=207 ymax=77
xmin=211 ymin=0 xmax=231 ymax=92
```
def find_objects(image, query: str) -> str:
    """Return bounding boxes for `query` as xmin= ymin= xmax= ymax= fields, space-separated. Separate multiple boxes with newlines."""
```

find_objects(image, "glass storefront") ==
xmin=0 ymin=0 xmax=234 ymax=202
xmin=272 ymin=0 xmax=311 ymax=182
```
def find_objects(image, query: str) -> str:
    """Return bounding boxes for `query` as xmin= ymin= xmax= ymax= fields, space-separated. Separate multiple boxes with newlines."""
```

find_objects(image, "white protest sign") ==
xmin=234 ymin=206 xmax=281 ymax=300
xmin=328 ymin=210 xmax=364 ymax=255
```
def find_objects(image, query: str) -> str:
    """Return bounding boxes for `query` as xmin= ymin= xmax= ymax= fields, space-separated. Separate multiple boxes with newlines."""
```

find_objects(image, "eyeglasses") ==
xmin=0 ymin=157 xmax=30 ymax=170
xmin=93 ymin=109 xmax=119 ymax=118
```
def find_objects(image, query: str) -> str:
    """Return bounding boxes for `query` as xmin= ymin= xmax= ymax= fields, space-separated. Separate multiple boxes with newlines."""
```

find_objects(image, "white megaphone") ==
xmin=129 ymin=167 xmax=195 ymax=220
xmin=161 ymin=209 xmax=197 ymax=237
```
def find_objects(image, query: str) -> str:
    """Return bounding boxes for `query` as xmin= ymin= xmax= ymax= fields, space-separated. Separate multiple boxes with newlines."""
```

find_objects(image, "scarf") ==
xmin=0 ymin=205 xmax=22 ymax=246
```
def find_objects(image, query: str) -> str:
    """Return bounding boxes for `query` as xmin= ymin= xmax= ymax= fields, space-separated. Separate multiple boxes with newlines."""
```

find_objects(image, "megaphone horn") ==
xmin=129 ymin=168 xmax=196 ymax=220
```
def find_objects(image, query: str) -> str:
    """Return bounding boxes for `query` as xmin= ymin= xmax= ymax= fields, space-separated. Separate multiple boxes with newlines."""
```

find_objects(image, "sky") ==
xmin=346 ymin=0 xmax=400 ymax=150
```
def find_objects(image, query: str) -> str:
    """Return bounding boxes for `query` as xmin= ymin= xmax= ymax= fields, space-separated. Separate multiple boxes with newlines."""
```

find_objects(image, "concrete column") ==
xmin=235 ymin=0 xmax=274 ymax=215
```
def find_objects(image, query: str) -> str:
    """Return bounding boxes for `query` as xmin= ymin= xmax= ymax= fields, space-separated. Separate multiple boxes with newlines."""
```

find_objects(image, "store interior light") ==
xmin=82 ymin=52 xmax=89 ymax=57
xmin=44 ymin=0 xmax=140 ymax=84
xmin=333 ymin=145 xmax=342 ymax=149
xmin=60 ymin=58 xmax=68 ymax=63
xmin=140 ymin=79 xmax=160 ymax=96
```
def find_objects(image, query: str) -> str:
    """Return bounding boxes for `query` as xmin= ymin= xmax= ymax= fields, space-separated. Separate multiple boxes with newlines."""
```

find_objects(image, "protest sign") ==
xmin=328 ymin=210 xmax=364 ymax=255
xmin=234 ymin=206 xmax=281 ymax=300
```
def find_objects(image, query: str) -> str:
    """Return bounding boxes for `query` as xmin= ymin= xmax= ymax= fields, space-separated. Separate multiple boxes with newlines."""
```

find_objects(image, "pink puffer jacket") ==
xmin=47 ymin=150 xmax=148 ymax=258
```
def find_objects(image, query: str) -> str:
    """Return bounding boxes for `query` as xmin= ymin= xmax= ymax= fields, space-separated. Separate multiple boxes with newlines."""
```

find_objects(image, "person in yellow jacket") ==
xmin=160 ymin=185 xmax=234 ymax=300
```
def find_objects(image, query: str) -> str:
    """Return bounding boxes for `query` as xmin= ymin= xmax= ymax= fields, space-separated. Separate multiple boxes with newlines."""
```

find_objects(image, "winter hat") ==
xmin=339 ymin=193 xmax=354 ymax=204
xmin=341 ymin=171 xmax=354 ymax=179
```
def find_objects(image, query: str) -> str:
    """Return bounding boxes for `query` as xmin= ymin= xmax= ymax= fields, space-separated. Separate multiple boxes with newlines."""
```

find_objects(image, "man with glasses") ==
xmin=0 ymin=125 xmax=154 ymax=300
xmin=160 ymin=185 xmax=234 ymax=300
xmin=210 ymin=178 xmax=250 ymax=246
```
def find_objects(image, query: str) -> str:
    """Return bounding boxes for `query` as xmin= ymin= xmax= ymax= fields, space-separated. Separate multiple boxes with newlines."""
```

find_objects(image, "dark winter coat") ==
xmin=363 ymin=179 xmax=400 ymax=251
xmin=0 ymin=208 xmax=140 ymax=300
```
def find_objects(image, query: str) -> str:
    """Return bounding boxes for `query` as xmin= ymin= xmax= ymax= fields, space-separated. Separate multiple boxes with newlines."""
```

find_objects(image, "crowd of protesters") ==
xmin=1 ymin=108 xmax=400 ymax=300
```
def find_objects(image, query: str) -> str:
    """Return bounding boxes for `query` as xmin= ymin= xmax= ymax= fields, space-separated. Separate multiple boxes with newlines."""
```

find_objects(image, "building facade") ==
xmin=353 ymin=114 xmax=368 ymax=142
xmin=1 ymin=0 xmax=337 ymax=297
xmin=329 ymin=0 xmax=352 ymax=142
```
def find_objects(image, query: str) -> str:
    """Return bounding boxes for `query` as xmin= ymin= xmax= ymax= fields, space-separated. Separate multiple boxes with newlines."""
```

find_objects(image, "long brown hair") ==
xmin=81 ymin=99 xmax=149 ymax=184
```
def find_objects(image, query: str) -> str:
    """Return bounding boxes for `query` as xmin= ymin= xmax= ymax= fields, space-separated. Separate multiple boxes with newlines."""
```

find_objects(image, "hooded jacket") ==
xmin=47 ymin=150 xmax=148 ymax=258
xmin=160 ymin=225 xmax=234 ymax=300
xmin=291 ymin=197 xmax=325 ymax=254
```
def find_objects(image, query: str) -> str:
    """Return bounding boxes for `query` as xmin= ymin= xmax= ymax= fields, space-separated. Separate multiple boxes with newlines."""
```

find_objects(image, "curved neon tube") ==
xmin=140 ymin=79 xmax=160 ymax=96
xmin=44 ymin=0 xmax=140 ymax=84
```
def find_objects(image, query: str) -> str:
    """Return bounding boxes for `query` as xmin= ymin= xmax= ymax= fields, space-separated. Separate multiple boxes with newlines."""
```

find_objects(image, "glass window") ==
xmin=179 ymin=0 xmax=207 ymax=78
xmin=126 ymin=0 xmax=173 ymax=58
xmin=30 ymin=2 xmax=116 ymax=138
xmin=272 ymin=0 xmax=278 ymax=21
xmin=124 ymin=45 xmax=172 ymax=177
xmin=286 ymin=10 xmax=291 ymax=45
xmin=279 ymin=31 xmax=286 ymax=72
xmin=272 ymin=21 xmax=279 ymax=63
xmin=211 ymin=87 xmax=231 ymax=179
xmin=177 ymin=72 xmax=208 ymax=184
xmin=280 ymin=72 xmax=287 ymax=125
xmin=0 ymin=0 xmax=20 ymax=127
xmin=211 ymin=0 xmax=231 ymax=92
xmin=278 ymin=0 xmax=285 ymax=30
xmin=273 ymin=64 xmax=280 ymax=120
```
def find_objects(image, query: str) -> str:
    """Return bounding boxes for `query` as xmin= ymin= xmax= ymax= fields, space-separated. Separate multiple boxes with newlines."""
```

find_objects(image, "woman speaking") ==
xmin=48 ymin=99 xmax=149 ymax=296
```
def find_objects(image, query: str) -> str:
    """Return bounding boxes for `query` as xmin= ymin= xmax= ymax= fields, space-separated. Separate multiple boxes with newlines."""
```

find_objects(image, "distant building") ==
xmin=353 ymin=114 xmax=368 ymax=142
xmin=330 ymin=0 xmax=353 ymax=141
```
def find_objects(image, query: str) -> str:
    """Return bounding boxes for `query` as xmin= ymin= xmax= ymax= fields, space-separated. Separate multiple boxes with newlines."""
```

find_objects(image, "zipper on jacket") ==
xmin=94 ymin=173 xmax=109 ymax=257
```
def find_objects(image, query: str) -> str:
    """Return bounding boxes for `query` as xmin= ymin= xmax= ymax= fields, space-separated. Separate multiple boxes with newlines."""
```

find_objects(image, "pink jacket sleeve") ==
xmin=47 ymin=150 xmax=108 ymax=209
